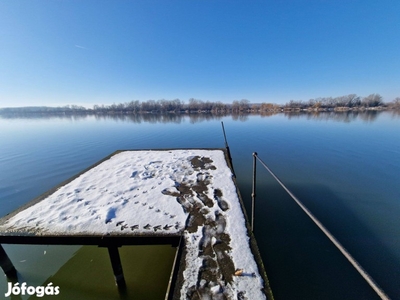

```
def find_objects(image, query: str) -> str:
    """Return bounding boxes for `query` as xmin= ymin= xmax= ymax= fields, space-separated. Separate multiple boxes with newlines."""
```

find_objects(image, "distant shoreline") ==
xmin=1 ymin=93 xmax=399 ymax=115
xmin=0 ymin=105 xmax=398 ymax=117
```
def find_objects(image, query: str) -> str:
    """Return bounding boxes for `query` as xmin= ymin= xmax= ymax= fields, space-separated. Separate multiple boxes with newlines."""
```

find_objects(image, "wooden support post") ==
xmin=107 ymin=246 xmax=126 ymax=289
xmin=0 ymin=244 xmax=17 ymax=278
xmin=251 ymin=152 xmax=257 ymax=232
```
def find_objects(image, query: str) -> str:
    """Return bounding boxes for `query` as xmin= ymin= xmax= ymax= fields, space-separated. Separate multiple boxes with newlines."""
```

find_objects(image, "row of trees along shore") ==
xmin=1 ymin=94 xmax=400 ymax=115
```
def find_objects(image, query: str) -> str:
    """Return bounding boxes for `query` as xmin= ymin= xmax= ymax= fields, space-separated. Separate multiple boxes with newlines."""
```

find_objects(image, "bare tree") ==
xmin=239 ymin=99 xmax=250 ymax=111
xmin=346 ymin=94 xmax=361 ymax=107
xmin=388 ymin=97 xmax=400 ymax=109
xmin=362 ymin=94 xmax=383 ymax=107
xmin=231 ymin=100 xmax=240 ymax=113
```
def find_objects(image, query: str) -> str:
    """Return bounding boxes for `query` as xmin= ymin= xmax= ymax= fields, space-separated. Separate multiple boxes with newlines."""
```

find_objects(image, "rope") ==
xmin=254 ymin=154 xmax=391 ymax=300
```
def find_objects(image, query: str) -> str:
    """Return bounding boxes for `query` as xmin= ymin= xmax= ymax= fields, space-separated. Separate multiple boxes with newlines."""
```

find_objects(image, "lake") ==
xmin=0 ymin=111 xmax=399 ymax=299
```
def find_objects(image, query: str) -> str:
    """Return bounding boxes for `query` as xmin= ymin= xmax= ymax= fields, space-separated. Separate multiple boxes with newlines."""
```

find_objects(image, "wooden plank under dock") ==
xmin=0 ymin=149 xmax=273 ymax=299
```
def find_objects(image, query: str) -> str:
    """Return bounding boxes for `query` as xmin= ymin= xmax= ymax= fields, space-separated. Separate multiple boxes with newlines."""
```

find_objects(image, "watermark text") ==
xmin=5 ymin=282 xmax=60 ymax=298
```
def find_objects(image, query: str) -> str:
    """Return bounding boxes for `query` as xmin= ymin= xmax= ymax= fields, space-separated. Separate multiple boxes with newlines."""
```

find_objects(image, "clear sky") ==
xmin=1 ymin=0 xmax=399 ymax=108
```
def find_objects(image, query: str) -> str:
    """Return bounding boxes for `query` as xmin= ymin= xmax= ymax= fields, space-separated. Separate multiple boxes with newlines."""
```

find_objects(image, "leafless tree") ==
xmin=361 ymin=94 xmax=383 ymax=107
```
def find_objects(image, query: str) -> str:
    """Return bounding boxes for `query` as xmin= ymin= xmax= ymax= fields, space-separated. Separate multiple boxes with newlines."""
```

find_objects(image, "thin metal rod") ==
xmin=221 ymin=121 xmax=235 ymax=177
xmin=221 ymin=121 xmax=228 ymax=148
xmin=251 ymin=152 xmax=257 ymax=232
xmin=254 ymin=153 xmax=391 ymax=300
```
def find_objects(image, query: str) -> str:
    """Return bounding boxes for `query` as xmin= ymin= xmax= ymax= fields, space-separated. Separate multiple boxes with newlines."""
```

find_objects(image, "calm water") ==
xmin=0 ymin=111 xmax=399 ymax=299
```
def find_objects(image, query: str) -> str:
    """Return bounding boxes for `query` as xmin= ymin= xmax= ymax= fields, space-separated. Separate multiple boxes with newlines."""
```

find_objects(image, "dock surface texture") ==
xmin=0 ymin=149 xmax=267 ymax=299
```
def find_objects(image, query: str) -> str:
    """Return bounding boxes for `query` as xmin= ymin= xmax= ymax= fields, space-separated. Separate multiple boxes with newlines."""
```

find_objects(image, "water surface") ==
xmin=0 ymin=111 xmax=399 ymax=299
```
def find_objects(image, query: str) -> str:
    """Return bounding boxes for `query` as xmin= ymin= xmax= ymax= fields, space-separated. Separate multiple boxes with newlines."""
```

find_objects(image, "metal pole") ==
xmin=0 ymin=245 xmax=17 ymax=278
xmin=107 ymin=246 xmax=126 ymax=289
xmin=221 ymin=121 xmax=235 ymax=177
xmin=251 ymin=152 xmax=257 ymax=232
xmin=221 ymin=121 xmax=228 ymax=149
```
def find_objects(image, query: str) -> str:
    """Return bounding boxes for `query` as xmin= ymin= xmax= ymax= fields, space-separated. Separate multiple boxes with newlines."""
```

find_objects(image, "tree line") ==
xmin=1 ymin=94 xmax=399 ymax=115
xmin=283 ymin=94 xmax=400 ymax=111
xmin=92 ymin=98 xmax=256 ymax=113
xmin=82 ymin=94 xmax=400 ymax=113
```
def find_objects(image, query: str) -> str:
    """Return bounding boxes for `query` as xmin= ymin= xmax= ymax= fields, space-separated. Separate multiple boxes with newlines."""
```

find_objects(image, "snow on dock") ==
xmin=0 ymin=149 xmax=267 ymax=299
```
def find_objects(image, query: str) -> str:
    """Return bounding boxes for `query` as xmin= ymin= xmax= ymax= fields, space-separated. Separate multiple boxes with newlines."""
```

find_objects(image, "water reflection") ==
xmin=1 ymin=110 xmax=398 ymax=124
xmin=39 ymin=245 xmax=176 ymax=300
xmin=389 ymin=109 xmax=400 ymax=118
xmin=284 ymin=110 xmax=382 ymax=123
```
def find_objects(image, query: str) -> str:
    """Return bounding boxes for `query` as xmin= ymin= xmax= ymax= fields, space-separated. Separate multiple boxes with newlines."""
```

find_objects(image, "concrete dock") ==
xmin=0 ymin=149 xmax=273 ymax=299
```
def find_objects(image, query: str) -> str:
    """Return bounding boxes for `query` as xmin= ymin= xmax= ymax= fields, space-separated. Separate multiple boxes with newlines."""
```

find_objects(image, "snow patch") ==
xmin=0 ymin=150 xmax=266 ymax=299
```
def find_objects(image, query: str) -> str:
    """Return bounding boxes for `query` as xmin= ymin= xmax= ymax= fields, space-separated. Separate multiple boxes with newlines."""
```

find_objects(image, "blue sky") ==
xmin=1 ymin=0 xmax=399 ymax=108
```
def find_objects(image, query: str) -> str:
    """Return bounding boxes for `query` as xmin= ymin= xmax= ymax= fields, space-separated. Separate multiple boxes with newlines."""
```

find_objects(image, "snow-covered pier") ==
xmin=0 ymin=149 xmax=272 ymax=299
